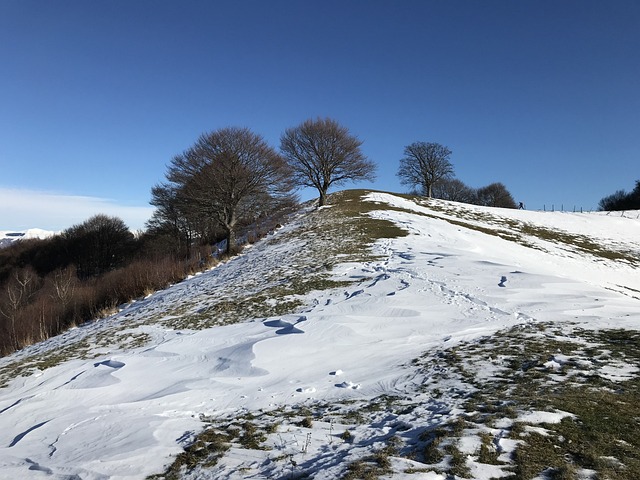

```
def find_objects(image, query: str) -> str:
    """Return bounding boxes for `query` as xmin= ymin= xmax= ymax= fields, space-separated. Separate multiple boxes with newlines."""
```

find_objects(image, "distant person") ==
xmin=518 ymin=202 xmax=525 ymax=209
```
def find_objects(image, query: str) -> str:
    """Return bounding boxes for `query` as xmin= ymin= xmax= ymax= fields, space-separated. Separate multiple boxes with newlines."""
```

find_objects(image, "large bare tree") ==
xmin=280 ymin=118 xmax=376 ymax=207
xmin=397 ymin=142 xmax=454 ymax=198
xmin=154 ymin=127 xmax=296 ymax=254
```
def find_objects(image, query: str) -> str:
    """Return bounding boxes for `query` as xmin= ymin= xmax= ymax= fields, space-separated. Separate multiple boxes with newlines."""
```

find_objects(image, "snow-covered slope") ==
xmin=0 ymin=191 xmax=638 ymax=479
xmin=0 ymin=229 xmax=57 ymax=248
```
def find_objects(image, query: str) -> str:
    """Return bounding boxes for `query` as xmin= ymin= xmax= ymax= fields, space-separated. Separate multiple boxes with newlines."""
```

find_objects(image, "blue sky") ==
xmin=1 ymin=0 xmax=638 ymax=230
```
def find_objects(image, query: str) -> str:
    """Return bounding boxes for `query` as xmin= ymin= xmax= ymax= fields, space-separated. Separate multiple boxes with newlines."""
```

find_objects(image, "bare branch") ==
xmin=280 ymin=118 xmax=376 ymax=206
xmin=151 ymin=127 xmax=297 ymax=254
xmin=397 ymin=142 xmax=454 ymax=198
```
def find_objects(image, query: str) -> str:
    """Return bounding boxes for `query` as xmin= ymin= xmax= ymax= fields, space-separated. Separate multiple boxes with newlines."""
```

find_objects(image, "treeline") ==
xmin=432 ymin=178 xmax=518 ymax=208
xmin=0 ymin=211 xmax=288 ymax=356
xmin=397 ymin=141 xmax=518 ymax=208
xmin=148 ymin=120 xmax=375 ymax=255
xmin=598 ymin=180 xmax=640 ymax=211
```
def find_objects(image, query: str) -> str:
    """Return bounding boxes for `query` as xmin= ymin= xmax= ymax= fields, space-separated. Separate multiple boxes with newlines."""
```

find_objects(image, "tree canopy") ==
xmin=475 ymin=182 xmax=517 ymax=208
xmin=599 ymin=180 xmax=640 ymax=211
xmin=397 ymin=142 xmax=454 ymax=198
xmin=150 ymin=127 xmax=296 ymax=254
xmin=62 ymin=214 xmax=136 ymax=278
xmin=431 ymin=178 xmax=477 ymax=203
xmin=280 ymin=118 xmax=376 ymax=206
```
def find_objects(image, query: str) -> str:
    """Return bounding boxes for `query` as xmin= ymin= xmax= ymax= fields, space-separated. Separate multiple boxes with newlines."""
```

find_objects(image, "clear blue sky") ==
xmin=1 ymin=0 xmax=638 ymax=230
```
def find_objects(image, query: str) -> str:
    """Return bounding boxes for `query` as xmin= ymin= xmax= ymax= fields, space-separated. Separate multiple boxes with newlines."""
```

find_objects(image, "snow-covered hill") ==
xmin=0 ymin=191 xmax=639 ymax=479
xmin=0 ymin=229 xmax=57 ymax=248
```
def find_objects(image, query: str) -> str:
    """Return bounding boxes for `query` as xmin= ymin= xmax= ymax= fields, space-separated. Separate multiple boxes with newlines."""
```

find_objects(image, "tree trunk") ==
xmin=318 ymin=189 xmax=327 ymax=207
xmin=224 ymin=226 xmax=236 ymax=255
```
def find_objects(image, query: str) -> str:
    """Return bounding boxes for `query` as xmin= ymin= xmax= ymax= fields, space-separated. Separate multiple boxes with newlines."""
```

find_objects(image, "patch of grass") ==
xmin=332 ymin=190 xmax=410 ymax=244
xmin=419 ymin=427 xmax=447 ymax=464
xmin=298 ymin=416 xmax=313 ymax=428
xmin=342 ymin=409 xmax=366 ymax=425
xmin=265 ymin=421 xmax=280 ymax=434
xmin=342 ymin=446 xmax=395 ymax=480
xmin=147 ymin=428 xmax=232 ymax=479
xmin=441 ymin=325 xmax=640 ymax=480
xmin=477 ymin=432 xmax=502 ymax=465
xmin=406 ymin=322 xmax=640 ymax=479
xmin=443 ymin=442 xmax=471 ymax=478
xmin=511 ymin=430 xmax=577 ymax=480
xmin=239 ymin=421 xmax=268 ymax=450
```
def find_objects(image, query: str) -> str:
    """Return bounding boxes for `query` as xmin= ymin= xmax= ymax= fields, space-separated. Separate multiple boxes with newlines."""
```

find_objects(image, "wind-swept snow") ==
xmin=0 ymin=192 xmax=638 ymax=479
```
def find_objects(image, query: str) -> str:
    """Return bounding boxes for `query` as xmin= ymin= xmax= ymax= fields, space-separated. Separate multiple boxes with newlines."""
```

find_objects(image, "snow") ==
xmin=0 ymin=192 xmax=639 ymax=479
xmin=598 ymin=362 xmax=639 ymax=382
xmin=517 ymin=410 xmax=575 ymax=425
xmin=0 ymin=229 xmax=57 ymax=248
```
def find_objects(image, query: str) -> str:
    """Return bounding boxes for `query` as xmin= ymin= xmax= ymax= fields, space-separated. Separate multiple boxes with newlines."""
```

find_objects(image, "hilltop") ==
xmin=0 ymin=190 xmax=639 ymax=479
xmin=0 ymin=229 xmax=56 ymax=249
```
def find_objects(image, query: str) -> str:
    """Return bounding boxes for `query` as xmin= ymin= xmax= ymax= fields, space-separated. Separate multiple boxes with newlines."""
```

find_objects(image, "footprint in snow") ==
xmin=296 ymin=387 xmax=316 ymax=393
xmin=335 ymin=381 xmax=360 ymax=390
xmin=345 ymin=289 xmax=365 ymax=299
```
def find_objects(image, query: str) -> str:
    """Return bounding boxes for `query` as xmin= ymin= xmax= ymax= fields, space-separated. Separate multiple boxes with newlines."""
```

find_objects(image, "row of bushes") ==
xmin=0 ymin=247 xmax=217 ymax=356
xmin=0 ymin=212 xmax=287 ymax=357
xmin=599 ymin=180 xmax=640 ymax=211
xmin=431 ymin=178 xmax=519 ymax=208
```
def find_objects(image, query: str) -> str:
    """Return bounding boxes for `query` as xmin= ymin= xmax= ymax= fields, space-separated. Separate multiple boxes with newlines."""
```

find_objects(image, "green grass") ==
xmin=342 ymin=436 xmax=399 ymax=480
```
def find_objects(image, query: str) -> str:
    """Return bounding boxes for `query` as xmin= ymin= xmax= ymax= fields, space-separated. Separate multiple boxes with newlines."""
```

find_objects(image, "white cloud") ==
xmin=0 ymin=187 xmax=155 ymax=231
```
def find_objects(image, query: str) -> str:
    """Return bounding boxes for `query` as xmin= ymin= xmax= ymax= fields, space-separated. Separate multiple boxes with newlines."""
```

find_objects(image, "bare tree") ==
xmin=148 ymin=182 xmax=206 ymax=259
xmin=49 ymin=266 xmax=77 ymax=311
xmin=432 ymin=178 xmax=477 ymax=203
xmin=397 ymin=142 xmax=454 ymax=198
xmin=0 ymin=267 xmax=40 ymax=349
xmin=157 ymin=127 xmax=296 ymax=254
xmin=475 ymin=182 xmax=517 ymax=208
xmin=598 ymin=180 xmax=640 ymax=211
xmin=280 ymin=118 xmax=376 ymax=207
